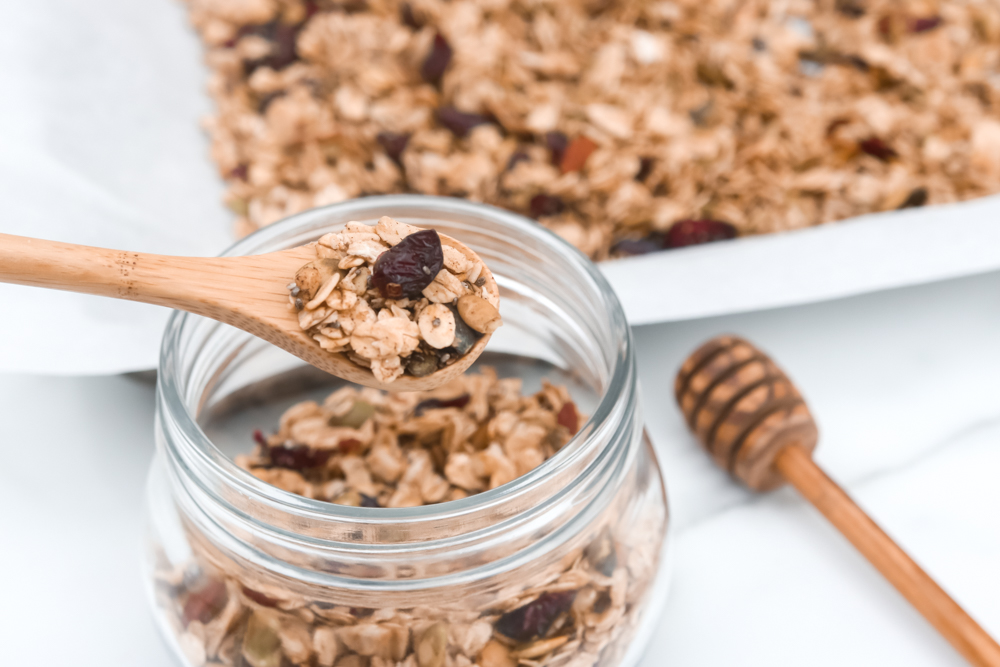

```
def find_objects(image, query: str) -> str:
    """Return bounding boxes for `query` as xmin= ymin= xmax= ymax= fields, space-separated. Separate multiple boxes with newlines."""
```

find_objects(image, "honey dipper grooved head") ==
xmin=674 ymin=335 xmax=818 ymax=491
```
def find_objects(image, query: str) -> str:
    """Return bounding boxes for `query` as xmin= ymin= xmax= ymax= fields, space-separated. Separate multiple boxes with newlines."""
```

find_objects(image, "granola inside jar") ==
xmin=145 ymin=196 xmax=669 ymax=667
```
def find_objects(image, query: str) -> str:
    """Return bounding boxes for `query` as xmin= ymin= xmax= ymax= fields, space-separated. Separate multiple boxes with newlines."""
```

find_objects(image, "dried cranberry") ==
xmin=859 ymin=136 xmax=898 ymax=162
xmin=304 ymin=1 xmax=320 ymax=18
xmin=244 ymin=21 xmax=302 ymax=74
xmin=665 ymin=219 xmax=737 ymax=248
xmin=230 ymin=164 xmax=249 ymax=181
xmin=377 ymin=132 xmax=410 ymax=166
xmin=877 ymin=15 xmax=895 ymax=38
xmin=253 ymin=429 xmax=268 ymax=448
xmin=414 ymin=394 xmax=471 ymax=416
xmin=612 ymin=234 xmax=666 ymax=256
xmin=910 ymin=16 xmax=942 ymax=33
xmin=400 ymin=2 xmax=422 ymax=29
xmin=437 ymin=107 xmax=491 ymax=138
xmin=545 ymin=131 xmax=569 ymax=166
xmin=507 ymin=149 xmax=531 ymax=171
xmin=359 ymin=493 xmax=380 ymax=508
xmin=421 ymin=33 xmax=453 ymax=86
xmin=183 ymin=580 xmax=228 ymax=625
xmin=560 ymin=136 xmax=598 ymax=173
xmin=241 ymin=585 xmax=281 ymax=608
xmin=338 ymin=438 xmax=362 ymax=455
xmin=529 ymin=194 xmax=566 ymax=219
xmin=268 ymin=444 xmax=331 ymax=470
xmin=898 ymin=187 xmax=928 ymax=209
xmin=495 ymin=590 xmax=577 ymax=642
xmin=372 ymin=229 xmax=444 ymax=298
xmin=557 ymin=402 xmax=579 ymax=434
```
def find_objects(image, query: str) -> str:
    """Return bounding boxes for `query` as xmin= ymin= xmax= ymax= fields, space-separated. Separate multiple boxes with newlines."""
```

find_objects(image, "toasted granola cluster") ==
xmin=152 ymin=370 xmax=664 ymax=667
xmin=291 ymin=216 xmax=501 ymax=383
xmin=236 ymin=368 xmax=579 ymax=507
xmin=185 ymin=0 xmax=1000 ymax=259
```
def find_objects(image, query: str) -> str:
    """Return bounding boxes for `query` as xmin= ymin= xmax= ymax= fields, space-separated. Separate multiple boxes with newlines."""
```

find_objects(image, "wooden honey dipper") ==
xmin=675 ymin=335 xmax=1000 ymax=667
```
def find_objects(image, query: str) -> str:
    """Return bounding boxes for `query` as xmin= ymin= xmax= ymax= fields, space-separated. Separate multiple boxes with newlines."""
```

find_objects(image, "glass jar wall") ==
xmin=144 ymin=196 xmax=669 ymax=667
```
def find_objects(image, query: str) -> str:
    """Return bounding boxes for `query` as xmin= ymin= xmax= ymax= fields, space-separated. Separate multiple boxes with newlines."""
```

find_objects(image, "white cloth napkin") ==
xmin=0 ymin=0 xmax=229 ymax=374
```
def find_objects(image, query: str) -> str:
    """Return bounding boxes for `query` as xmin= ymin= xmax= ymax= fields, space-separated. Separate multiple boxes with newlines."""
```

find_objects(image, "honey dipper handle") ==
xmin=776 ymin=445 xmax=1000 ymax=667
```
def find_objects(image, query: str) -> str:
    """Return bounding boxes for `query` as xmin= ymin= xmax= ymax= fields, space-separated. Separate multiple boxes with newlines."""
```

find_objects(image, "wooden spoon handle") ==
xmin=776 ymin=445 xmax=1000 ymax=667
xmin=0 ymin=232 xmax=231 ymax=311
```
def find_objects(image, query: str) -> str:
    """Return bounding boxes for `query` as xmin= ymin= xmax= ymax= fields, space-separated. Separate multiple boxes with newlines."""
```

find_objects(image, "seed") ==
xmin=664 ymin=219 xmax=737 ymax=249
xmin=421 ymin=33 xmax=453 ymax=86
xmin=835 ymin=0 xmax=865 ymax=18
xmin=636 ymin=157 xmax=655 ymax=182
xmin=416 ymin=622 xmax=448 ymax=667
xmin=242 ymin=612 xmax=283 ymax=667
xmin=859 ymin=136 xmax=898 ymax=162
xmin=329 ymin=399 xmax=376 ymax=428
xmin=405 ymin=350 xmax=440 ymax=377
xmin=372 ymin=229 xmax=444 ymax=298
xmin=359 ymin=493 xmax=380 ymax=508
xmin=447 ymin=304 xmax=483 ymax=354
xmin=612 ymin=234 xmax=666 ymax=256
xmin=437 ymin=107 xmax=491 ymax=138
xmin=400 ymin=2 xmax=422 ymax=28
xmin=898 ymin=187 xmax=928 ymax=209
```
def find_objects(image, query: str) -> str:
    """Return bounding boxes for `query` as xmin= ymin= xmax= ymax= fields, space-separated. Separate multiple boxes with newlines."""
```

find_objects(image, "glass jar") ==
xmin=144 ymin=195 xmax=670 ymax=667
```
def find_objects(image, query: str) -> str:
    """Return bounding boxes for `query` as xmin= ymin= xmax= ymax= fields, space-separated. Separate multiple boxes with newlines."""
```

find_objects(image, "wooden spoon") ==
xmin=0 ymin=231 xmax=498 ymax=391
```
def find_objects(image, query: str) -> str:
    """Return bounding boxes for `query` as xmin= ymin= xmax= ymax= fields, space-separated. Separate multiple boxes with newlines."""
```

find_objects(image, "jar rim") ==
xmin=157 ymin=195 xmax=635 ymax=537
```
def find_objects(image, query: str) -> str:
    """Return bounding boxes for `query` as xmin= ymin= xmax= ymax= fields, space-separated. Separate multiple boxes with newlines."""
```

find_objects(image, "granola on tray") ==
xmin=291 ymin=216 xmax=501 ymax=384
xmin=153 ymin=370 xmax=665 ymax=667
xmin=184 ymin=0 xmax=1000 ymax=259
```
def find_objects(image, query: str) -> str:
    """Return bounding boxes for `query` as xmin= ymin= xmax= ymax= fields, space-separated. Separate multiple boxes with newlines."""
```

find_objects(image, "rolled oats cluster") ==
xmin=185 ymin=0 xmax=1000 ymax=259
xmin=291 ymin=216 xmax=501 ymax=384
xmin=153 ymin=369 xmax=665 ymax=667
xmin=236 ymin=368 xmax=577 ymax=506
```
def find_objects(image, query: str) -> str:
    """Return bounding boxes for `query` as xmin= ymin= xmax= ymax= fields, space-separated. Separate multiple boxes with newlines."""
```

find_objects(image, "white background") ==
xmin=3 ymin=268 xmax=999 ymax=665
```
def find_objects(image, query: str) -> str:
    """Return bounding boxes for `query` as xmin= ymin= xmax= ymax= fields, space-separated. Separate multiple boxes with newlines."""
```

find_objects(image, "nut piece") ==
xmin=457 ymin=294 xmax=503 ymax=334
xmin=417 ymin=304 xmax=456 ymax=349
xmin=479 ymin=640 xmax=516 ymax=667
xmin=415 ymin=622 xmax=448 ymax=667
xmin=295 ymin=259 xmax=340 ymax=302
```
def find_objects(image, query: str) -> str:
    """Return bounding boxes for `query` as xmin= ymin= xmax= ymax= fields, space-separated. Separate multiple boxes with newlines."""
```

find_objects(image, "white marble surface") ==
xmin=2 ymin=271 xmax=999 ymax=665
